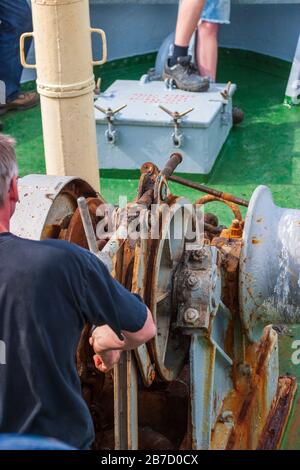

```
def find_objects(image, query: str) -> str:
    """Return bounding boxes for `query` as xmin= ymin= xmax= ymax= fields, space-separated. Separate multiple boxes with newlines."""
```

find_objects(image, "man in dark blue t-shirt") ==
xmin=0 ymin=134 xmax=156 ymax=449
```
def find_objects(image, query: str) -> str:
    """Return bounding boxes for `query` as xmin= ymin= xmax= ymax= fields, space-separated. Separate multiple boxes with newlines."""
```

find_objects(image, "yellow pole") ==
xmin=20 ymin=0 xmax=107 ymax=191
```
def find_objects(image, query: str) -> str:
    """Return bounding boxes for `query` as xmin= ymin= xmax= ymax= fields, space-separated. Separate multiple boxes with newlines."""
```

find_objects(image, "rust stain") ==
xmin=251 ymin=237 xmax=261 ymax=245
xmin=224 ymin=327 xmax=280 ymax=450
xmin=257 ymin=376 xmax=297 ymax=450
xmin=65 ymin=197 xmax=103 ymax=249
xmin=45 ymin=193 xmax=55 ymax=201
xmin=195 ymin=194 xmax=243 ymax=222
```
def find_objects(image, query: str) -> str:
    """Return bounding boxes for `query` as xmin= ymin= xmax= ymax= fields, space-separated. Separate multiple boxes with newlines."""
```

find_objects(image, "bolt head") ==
xmin=184 ymin=308 xmax=200 ymax=325
xmin=189 ymin=249 xmax=206 ymax=262
xmin=187 ymin=273 xmax=198 ymax=288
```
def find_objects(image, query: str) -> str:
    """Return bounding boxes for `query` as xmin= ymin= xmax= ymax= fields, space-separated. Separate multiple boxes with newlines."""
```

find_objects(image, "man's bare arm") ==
xmin=89 ymin=308 xmax=156 ymax=372
xmin=89 ymin=308 xmax=156 ymax=354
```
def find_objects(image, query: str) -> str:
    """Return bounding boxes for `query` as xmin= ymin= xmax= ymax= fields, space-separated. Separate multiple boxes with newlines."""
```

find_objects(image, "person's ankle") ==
xmin=169 ymin=44 xmax=189 ymax=67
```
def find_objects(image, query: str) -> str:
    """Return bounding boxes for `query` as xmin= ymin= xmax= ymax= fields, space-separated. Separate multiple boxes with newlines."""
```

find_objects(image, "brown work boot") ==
xmin=0 ymin=91 xmax=39 ymax=115
xmin=163 ymin=56 xmax=210 ymax=93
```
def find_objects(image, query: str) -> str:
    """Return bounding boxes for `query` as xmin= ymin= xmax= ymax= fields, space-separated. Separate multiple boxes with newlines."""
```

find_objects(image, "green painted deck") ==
xmin=2 ymin=48 xmax=300 ymax=448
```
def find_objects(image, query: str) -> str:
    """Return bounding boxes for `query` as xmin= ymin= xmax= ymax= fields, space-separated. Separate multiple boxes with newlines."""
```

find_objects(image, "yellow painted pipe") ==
xmin=20 ymin=0 xmax=107 ymax=191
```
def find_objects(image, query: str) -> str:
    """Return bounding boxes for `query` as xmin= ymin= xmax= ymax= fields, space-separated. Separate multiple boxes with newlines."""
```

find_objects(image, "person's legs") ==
xmin=0 ymin=0 xmax=33 ymax=102
xmin=170 ymin=0 xmax=205 ymax=67
xmin=164 ymin=0 xmax=210 ymax=92
xmin=174 ymin=0 xmax=206 ymax=48
xmin=197 ymin=21 xmax=219 ymax=81
xmin=195 ymin=0 xmax=231 ymax=80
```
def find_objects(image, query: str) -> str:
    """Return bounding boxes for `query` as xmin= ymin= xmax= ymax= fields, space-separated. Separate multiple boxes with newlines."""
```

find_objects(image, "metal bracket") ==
xmin=158 ymin=105 xmax=194 ymax=148
xmin=175 ymin=245 xmax=221 ymax=333
xmin=140 ymin=69 xmax=162 ymax=85
xmin=95 ymin=103 xmax=127 ymax=144
xmin=164 ymin=77 xmax=177 ymax=90
xmin=220 ymin=81 xmax=232 ymax=101
xmin=209 ymin=82 xmax=232 ymax=126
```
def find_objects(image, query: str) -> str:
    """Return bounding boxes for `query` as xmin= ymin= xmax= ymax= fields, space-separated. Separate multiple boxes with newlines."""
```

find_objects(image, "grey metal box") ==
xmin=95 ymin=79 xmax=236 ymax=174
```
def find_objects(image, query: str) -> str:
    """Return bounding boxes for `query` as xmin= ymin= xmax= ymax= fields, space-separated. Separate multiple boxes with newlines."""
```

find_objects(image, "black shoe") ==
xmin=232 ymin=106 xmax=244 ymax=125
xmin=163 ymin=56 xmax=210 ymax=93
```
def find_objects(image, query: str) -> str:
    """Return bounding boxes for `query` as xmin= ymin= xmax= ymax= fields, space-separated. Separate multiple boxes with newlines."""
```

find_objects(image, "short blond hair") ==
xmin=0 ymin=134 xmax=18 ymax=207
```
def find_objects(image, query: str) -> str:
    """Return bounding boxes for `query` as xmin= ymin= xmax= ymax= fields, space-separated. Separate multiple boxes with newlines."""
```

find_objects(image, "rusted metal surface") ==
xmin=68 ymin=166 xmax=297 ymax=450
xmin=220 ymin=219 xmax=244 ymax=239
xmin=217 ymin=326 xmax=279 ymax=450
xmin=196 ymin=194 xmax=243 ymax=222
xmin=212 ymin=238 xmax=242 ymax=316
xmin=257 ymin=376 xmax=297 ymax=450
xmin=160 ymin=152 xmax=183 ymax=178
xmin=13 ymin=156 xmax=299 ymax=450
xmin=136 ymin=189 xmax=154 ymax=208
xmin=11 ymin=175 xmax=97 ymax=240
xmin=114 ymin=351 xmax=139 ymax=450
xmin=64 ymin=197 xmax=103 ymax=249
xmin=137 ymin=162 xmax=159 ymax=203
xmin=132 ymin=238 xmax=156 ymax=387
xmin=144 ymin=197 xmax=192 ymax=382
xmin=168 ymin=174 xmax=249 ymax=207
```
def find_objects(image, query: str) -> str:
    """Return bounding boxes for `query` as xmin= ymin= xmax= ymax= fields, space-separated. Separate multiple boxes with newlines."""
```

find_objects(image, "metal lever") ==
xmin=77 ymin=197 xmax=99 ymax=255
xmin=158 ymin=105 xmax=194 ymax=148
xmin=220 ymin=81 xmax=232 ymax=101
xmin=159 ymin=105 xmax=194 ymax=120
xmin=95 ymin=104 xmax=127 ymax=117
xmin=161 ymin=152 xmax=183 ymax=178
xmin=77 ymin=196 xmax=113 ymax=271
xmin=208 ymin=81 xmax=232 ymax=126
xmin=209 ymin=81 xmax=232 ymax=104
xmin=95 ymin=104 xmax=127 ymax=144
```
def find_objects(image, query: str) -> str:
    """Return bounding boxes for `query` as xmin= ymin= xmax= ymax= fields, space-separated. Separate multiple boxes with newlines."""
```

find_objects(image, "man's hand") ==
xmin=93 ymin=350 xmax=121 ymax=373
xmin=89 ymin=324 xmax=125 ymax=354
xmin=89 ymin=308 xmax=156 ymax=360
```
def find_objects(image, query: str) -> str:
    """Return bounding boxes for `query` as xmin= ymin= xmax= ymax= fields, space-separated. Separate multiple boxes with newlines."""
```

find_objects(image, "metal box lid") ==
xmin=95 ymin=80 xmax=236 ymax=129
